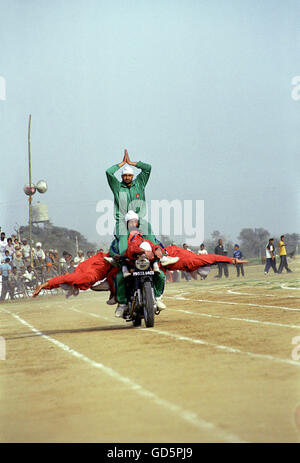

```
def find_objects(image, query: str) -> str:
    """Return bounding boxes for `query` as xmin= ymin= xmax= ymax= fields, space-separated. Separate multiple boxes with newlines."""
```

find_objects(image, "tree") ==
xmin=282 ymin=233 xmax=300 ymax=256
xmin=19 ymin=223 xmax=98 ymax=256
xmin=238 ymin=228 xmax=270 ymax=258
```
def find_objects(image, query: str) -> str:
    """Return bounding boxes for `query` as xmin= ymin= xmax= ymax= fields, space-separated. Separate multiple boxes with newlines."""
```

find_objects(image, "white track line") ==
xmin=66 ymin=307 xmax=300 ymax=367
xmin=1 ymin=308 xmax=244 ymax=443
xmin=142 ymin=328 xmax=300 ymax=368
xmin=166 ymin=295 xmax=300 ymax=312
xmin=281 ymin=283 xmax=300 ymax=291
xmin=227 ymin=290 xmax=275 ymax=297
xmin=168 ymin=308 xmax=300 ymax=330
xmin=227 ymin=289 xmax=298 ymax=298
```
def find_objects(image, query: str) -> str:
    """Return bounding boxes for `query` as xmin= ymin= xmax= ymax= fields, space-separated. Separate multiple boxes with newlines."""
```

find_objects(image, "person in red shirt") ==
xmin=32 ymin=251 xmax=114 ymax=298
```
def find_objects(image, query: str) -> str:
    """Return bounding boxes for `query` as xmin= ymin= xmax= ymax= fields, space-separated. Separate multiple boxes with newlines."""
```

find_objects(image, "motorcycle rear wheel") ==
xmin=142 ymin=281 xmax=155 ymax=328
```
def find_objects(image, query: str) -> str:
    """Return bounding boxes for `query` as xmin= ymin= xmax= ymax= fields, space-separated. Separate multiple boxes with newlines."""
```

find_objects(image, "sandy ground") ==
xmin=0 ymin=259 xmax=300 ymax=443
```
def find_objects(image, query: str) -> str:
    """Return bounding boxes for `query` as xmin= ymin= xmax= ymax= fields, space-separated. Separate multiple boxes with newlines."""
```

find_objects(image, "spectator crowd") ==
xmin=0 ymin=230 xmax=99 ymax=301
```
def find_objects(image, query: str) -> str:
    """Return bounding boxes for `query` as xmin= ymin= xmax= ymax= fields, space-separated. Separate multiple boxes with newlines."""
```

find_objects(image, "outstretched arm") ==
xmin=32 ymin=281 xmax=49 ymax=297
xmin=231 ymin=258 xmax=248 ymax=264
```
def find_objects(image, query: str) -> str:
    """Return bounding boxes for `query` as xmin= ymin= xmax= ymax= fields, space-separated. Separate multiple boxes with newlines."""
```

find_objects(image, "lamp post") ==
xmin=24 ymin=114 xmax=48 ymax=266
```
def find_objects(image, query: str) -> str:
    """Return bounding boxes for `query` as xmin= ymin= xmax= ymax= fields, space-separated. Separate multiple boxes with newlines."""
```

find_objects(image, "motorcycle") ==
xmin=122 ymin=254 xmax=160 ymax=328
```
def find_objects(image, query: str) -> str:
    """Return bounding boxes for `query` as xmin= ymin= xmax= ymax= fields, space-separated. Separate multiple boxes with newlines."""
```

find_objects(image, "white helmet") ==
xmin=125 ymin=210 xmax=139 ymax=223
xmin=121 ymin=165 xmax=134 ymax=176
xmin=139 ymin=241 xmax=152 ymax=252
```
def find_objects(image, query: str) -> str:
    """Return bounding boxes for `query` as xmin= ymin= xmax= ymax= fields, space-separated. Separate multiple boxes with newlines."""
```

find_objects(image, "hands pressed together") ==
xmin=118 ymin=149 xmax=137 ymax=168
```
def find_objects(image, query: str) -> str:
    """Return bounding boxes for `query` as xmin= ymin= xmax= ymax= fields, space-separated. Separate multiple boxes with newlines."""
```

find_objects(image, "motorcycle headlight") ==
xmin=135 ymin=256 xmax=150 ymax=271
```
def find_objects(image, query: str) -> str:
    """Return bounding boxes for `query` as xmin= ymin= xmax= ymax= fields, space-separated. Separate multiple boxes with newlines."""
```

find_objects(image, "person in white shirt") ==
xmin=74 ymin=250 xmax=85 ymax=267
xmin=21 ymin=239 xmax=31 ymax=263
xmin=198 ymin=243 xmax=208 ymax=255
xmin=34 ymin=242 xmax=45 ymax=262
xmin=197 ymin=244 xmax=210 ymax=279
xmin=264 ymin=238 xmax=278 ymax=274
xmin=22 ymin=265 xmax=38 ymax=290
xmin=0 ymin=232 xmax=7 ymax=260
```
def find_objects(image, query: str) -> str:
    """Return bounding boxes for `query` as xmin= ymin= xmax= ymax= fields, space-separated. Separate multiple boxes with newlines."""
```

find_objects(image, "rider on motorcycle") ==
xmin=106 ymin=210 xmax=178 ymax=317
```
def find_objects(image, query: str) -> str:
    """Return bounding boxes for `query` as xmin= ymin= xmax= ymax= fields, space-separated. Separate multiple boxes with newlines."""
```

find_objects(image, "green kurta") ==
xmin=106 ymin=161 xmax=154 ymax=254
xmin=106 ymin=161 xmax=151 ymax=222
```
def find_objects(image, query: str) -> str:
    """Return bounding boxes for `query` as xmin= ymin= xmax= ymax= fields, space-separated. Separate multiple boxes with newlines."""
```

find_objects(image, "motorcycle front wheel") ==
xmin=142 ymin=281 xmax=155 ymax=328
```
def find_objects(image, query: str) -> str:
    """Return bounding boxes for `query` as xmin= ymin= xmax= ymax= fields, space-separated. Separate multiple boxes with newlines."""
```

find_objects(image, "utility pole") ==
xmin=28 ymin=114 xmax=33 ymax=267
xmin=24 ymin=114 xmax=48 ymax=267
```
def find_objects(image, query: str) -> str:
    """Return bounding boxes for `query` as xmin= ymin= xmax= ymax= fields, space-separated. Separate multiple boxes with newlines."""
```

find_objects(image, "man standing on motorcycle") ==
xmin=106 ymin=149 xmax=156 ymax=256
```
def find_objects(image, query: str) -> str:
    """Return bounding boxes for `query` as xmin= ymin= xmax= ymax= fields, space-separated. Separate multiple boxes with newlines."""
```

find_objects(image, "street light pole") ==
xmin=24 ymin=115 xmax=48 ymax=267
xmin=28 ymin=114 xmax=33 ymax=267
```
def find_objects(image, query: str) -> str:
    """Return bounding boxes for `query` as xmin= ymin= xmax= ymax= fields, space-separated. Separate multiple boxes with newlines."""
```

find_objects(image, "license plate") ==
xmin=132 ymin=270 xmax=155 ymax=276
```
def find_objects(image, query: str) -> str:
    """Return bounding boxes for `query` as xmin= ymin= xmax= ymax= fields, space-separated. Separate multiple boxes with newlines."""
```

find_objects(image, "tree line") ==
xmin=19 ymin=223 xmax=98 ymax=256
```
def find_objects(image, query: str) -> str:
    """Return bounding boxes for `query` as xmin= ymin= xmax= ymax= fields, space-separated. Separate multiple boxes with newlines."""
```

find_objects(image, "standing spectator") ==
xmin=74 ymin=250 xmax=85 ymax=267
xmin=21 ymin=239 xmax=31 ymax=264
xmin=60 ymin=251 xmax=72 ymax=274
xmin=9 ymin=267 xmax=23 ymax=298
xmin=11 ymin=234 xmax=18 ymax=250
xmin=22 ymin=265 xmax=37 ymax=290
xmin=197 ymin=243 xmax=210 ymax=280
xmin=13 ymin=238 xmax=20 ymax=250
xmin=44 ymin=251 xmax=51 ymax=265
xmin=12 ymin=251 xmax=25 ymax=274
xmin=198 ymin=243 xmax=208 ymax=255
xmin=2 ymin=250 xmax=12 ymax=264
xmin=264 ymin=238 xmax=278 ymax=274
xmin=233 ymin=244 xmax=245 ymax=277
xmin=51 ymin=250 xmax=59 ymax=271
xmin=181 ymin=243 xmax=192 ymax=281
xmin=214 ymin=239 xmax=229 ymax=278
xmin=34 ymin=242 xmax=45 ymax=266
xmin=34 ymin=242 xmax=45 ymax=281
xmin=44 ymin=251 xmax=57 ymax=277
xmin=5 ymin=238 xmax=15 ymax=258
xmin=278 ymin=235 xmax=292 ymax=274
xmin=0 ymin=257 xmax=12 ymax=301
xmin=0 ymin=232 xmax=7 ymax=261
xmin=68 ymin=259 xmax=76 ymax=273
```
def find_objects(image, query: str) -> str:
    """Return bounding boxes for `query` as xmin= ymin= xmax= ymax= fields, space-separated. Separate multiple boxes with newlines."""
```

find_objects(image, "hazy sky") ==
xmin=1 ymin=0 xmax=300 ymax=247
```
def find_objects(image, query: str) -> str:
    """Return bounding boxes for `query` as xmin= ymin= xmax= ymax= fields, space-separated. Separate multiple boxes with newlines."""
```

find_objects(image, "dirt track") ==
xmin=1 ymin=261 xmax=300 ymax=443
